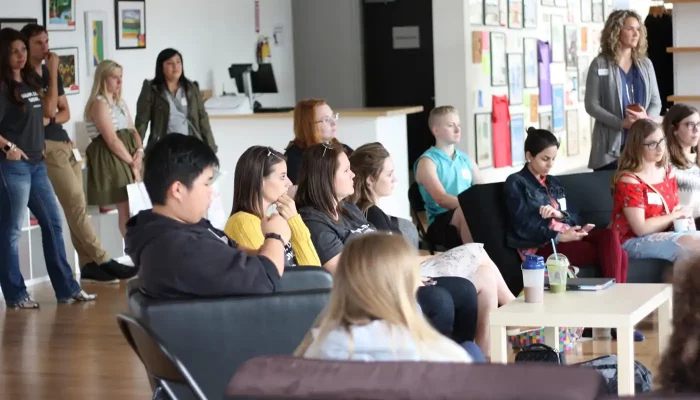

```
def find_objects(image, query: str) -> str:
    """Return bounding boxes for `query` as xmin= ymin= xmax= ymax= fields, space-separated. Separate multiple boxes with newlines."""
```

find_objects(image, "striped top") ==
xmin=86 ymin=95 xmax=130 ymax=139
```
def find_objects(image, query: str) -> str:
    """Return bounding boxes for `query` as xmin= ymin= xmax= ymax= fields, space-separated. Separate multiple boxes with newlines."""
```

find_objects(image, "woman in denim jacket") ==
xmin=505 ymin=128 xmax=641 ymax=341
xmin=504 ymin=128 xmax=630 ymax=284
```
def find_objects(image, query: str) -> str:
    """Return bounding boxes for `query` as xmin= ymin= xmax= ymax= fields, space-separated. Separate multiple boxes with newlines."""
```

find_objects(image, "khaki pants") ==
xmin=44 ymin=140 xmax=109 ymax=267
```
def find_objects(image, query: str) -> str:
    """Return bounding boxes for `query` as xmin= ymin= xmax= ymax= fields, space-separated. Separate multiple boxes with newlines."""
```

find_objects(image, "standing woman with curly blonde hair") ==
xmin=585 ymin=9 xmax=661 ymax=171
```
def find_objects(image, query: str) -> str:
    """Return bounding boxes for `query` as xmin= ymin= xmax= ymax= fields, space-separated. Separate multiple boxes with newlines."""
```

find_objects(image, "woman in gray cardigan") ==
xmin=585 ymin=10 xmax=661 ymax=171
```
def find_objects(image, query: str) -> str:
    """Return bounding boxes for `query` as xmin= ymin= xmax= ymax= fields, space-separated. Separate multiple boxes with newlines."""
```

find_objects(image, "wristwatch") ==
xmin=3 ymin=142 xmax=14 ymax=153
xmin=264 ymin=233 xmax=286 ymax=246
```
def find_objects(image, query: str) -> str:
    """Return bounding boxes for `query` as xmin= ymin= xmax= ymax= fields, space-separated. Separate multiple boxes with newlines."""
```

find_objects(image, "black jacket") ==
xmin=124 ymin=210 xmax=280 ymax=299
xmin=504 ymin=165 xmax=581 ymax=249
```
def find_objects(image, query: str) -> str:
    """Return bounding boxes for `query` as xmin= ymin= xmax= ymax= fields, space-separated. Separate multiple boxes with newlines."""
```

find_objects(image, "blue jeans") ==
xmin=0 ymin=160 xmax=80 ymax=304
xmin=622 ymin=231 xmax=700 ymax=262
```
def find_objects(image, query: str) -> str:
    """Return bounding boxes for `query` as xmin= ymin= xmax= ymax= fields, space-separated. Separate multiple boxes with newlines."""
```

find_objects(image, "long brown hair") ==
xmin=664 ymin=104 xmax=700 ymax=170
xmin=289 ymin=98 xmax=341 ymax=149
xmin=295 ymin=142 xmax=346 ymax=219
xmin=231 ymin=146 xmax=285 ymax=218
xmin=348 ymin=142 xmax=390 ymax=213
xmin=599 ymin=10 xmax=648 ymax=62
xmin=294 ymin=233 xmax=471 ymax=362
xmin=658 ymin=253 xmax=700 ymax=393
xmin=0 ymin=28 xmax=42 ymax=110
xmin=613 ymin=119 xmax=666 ymax=185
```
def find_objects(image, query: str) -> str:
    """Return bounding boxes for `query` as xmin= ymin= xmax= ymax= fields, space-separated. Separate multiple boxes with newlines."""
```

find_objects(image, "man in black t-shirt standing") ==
xmin=21 ymin=24 xmax=135 ymax=283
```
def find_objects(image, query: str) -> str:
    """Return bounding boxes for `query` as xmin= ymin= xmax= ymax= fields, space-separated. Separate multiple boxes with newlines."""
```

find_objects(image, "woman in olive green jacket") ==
xmin=135 ymin=48 xmax=217 ymax=154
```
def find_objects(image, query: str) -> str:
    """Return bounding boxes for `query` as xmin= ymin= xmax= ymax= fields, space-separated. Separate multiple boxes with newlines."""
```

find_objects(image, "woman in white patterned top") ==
xmin=664 ymin=104 xmax=700 ymax=221
xmin=83 ymin=60 xmax=143 ymax=237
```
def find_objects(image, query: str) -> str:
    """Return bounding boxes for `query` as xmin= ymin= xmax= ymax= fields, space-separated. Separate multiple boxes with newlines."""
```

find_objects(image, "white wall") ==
xmin=291 ymin=0 xmax=364 ymax=108
xmin=3 ymin=0 xmax=296 ymax=141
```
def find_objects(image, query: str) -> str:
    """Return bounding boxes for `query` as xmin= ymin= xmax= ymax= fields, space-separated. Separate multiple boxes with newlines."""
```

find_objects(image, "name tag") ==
xmin=558 ymin=198 xmax=567 ymax=211
xmin=180 ymin=97 xmax=188 ymax=107
xmin=461 ymin=168 xmax=472 ymax=180
xmin=598 ymin=68 xmax=609 ymax=76
xmin=647 ymin=192 xmax=663 ymax=205
xmin=71 ymin=148 xmax=83 ymax=162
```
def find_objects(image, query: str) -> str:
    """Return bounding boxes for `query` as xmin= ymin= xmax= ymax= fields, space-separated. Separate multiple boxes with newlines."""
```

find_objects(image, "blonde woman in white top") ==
xmin=84 ymin=60 xmax=143 ymax=237
xmin=295 ymin=233 xmax=473 ymax=363
xmin=665 ymin=104 xmax=700 ymax=221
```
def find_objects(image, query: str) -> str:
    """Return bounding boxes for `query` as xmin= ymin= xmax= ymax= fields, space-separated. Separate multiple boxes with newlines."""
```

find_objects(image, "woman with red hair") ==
xmin=284 ymin=98 xmax=353 ymax=184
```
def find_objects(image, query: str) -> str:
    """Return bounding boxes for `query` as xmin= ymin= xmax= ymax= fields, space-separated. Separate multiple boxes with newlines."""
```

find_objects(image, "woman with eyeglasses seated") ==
xmin=295 ymin=233 xmax=475 ymax=363
xmin=296 ymin=141 xmax=489 ymax=355
xmin=284 ymin=98 xmax=353 ymax=185
xmin=611 ymin=119 xmax=700 ymax=266
xmin=224 ymin=146 xmax=321 ymax=267
xmin=664 ymin=104 xmax=700 ymax=227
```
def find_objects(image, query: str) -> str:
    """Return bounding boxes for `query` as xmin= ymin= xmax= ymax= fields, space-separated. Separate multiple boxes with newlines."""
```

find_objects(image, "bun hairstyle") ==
xmin=524 ymin=127 xmax=560 ymax=158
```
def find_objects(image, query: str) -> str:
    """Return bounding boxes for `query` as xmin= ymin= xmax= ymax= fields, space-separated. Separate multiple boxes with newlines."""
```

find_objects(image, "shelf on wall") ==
xmin=668 ymin=95 xmax=700 ymax=101
xmin=664 ymin=0 xmax=700 ymax=3
xmin=667 ymin=47 xmax=700 ymax=53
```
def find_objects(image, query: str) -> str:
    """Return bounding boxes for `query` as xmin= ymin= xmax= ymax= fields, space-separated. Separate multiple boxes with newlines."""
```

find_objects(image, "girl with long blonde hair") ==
xmin=84 ymin=60 xmax=143 ymax=238
xmin=585 ymin=9 xmax=661 ymax=171
xmin=611 ymin=119 xmax=700 ymax=264
xmin=295 ymin=233 xmax=472 ymax=362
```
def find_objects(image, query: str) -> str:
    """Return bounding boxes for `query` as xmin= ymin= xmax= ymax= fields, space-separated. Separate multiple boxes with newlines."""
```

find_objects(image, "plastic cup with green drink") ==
xmin=547 ymin=253 xmax=569 ymax=293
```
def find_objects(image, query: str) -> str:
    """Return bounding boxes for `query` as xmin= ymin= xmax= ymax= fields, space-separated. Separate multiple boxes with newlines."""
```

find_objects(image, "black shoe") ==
xmin=100 ymin=259 xmax=139 ymax=280
xmin=81 ymin=262 xmax=119 ymax=284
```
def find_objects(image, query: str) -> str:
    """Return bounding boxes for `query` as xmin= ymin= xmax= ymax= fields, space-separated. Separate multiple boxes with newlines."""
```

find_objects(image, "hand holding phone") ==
xmin=580 ymin=224 xmax=595 ymax=233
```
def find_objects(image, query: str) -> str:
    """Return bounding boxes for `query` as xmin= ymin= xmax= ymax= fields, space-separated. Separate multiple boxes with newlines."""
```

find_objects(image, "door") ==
xmin=362 ymin=0 xmax=435 ymax=172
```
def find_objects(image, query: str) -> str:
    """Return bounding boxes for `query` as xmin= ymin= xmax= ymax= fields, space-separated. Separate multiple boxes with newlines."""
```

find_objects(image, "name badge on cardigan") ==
xmin=180 ymin=97 xmax=188 ymax=107
xmin=647 ymin=192 xmax=663 ymax=205
xmin=597 ymin=68 xmax=609 ymax=76
xmin=461 ymin=168 xmax=472 ymax=180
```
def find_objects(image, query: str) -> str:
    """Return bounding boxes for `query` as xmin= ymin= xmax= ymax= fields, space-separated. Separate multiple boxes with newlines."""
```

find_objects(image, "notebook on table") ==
xmin=544 ymin=278 xmax=616 ymax=291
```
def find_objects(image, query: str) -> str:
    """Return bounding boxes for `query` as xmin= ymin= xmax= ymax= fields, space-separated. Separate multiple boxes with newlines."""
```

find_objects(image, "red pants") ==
xmin=536 ymin=228 xmax=628 ymax=283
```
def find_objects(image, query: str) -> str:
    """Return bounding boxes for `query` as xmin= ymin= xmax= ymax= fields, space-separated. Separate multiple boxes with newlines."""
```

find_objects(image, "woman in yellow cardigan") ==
xmin=224 ymin=146 xmax=321 ymax=266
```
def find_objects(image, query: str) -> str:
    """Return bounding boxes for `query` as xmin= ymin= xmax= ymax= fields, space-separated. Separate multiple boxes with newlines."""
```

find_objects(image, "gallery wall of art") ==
xmin=464 ymin=0 xmax=614 ymax=177
xmin=1 ymin=0 xmax=296 ymax=141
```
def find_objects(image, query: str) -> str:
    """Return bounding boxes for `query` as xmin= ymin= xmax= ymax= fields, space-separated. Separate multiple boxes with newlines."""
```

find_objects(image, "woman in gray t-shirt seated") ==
xmin=296 ymin=142 xmax=485 ymax=356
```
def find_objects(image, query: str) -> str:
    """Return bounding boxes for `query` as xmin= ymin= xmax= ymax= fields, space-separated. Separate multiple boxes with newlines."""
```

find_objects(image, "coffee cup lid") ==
xmin=522 ymin=254 xmax=546 ymax=270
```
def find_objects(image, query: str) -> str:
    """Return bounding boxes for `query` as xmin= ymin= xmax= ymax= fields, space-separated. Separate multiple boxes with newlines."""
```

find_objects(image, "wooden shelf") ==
xmin=665 ymin=0 xmax=700 ymax=3
xmin=668 ymin=96 xmax=700 ymax=102
xmin=667 ymin=47 xmax=700 ymax=53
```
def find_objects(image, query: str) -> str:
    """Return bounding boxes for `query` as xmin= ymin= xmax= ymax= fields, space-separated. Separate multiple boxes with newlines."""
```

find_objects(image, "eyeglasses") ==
xmin=321 ymin=142 xmax=333 ymax=158
xmin=642 ymin=138 xmax=666 ymax=150
xmin=315 ymin=113 xmax=339 ymax=125
xmin=683 ymin=122 xmax=700 ymax=131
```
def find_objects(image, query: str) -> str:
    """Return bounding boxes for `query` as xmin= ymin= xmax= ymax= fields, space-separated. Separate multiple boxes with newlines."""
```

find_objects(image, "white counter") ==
xmin=209 ymin=106 xmax=423 ymax=221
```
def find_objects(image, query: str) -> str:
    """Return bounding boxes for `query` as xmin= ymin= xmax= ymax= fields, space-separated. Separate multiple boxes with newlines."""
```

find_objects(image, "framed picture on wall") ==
xmin=475 ymin=113 xmax=494 ymax=168
xmin=115 ymin=0 xmax=147 ymax=49
xmin=581 ymin=0 xmax=592 ymax=22
xmin=540 ymin=111 xmax=553 ymax=131
xmin=592 ymin=0 xmax=604 ymax=22
xmin=52 ymin=47 xmax=80 ymax=95
xmin=524 ymin=38 xmax=538 ymax=88
xmin=524 ymin=0 xmax=537 ymax=28
xmin=550 ymin=15 xmax=565 ymax=63
xmin=43 ymin=0 xmax=76 ymax=31
xmin=510 ymin=114 xmax=526 ymax=165
xmin=552 ymin=85 xmax=565 ymax=131
xmin=578 ymin=55 xmax=589 ymax=102
xmin=485 ymin=0 xmax=500 ymax=25
xmin=555 ymin=0 xmax=567 ymax=7
xmin=500 ymin=0 xmax=508 ymax=26
xmin=490 ymin=32 xmax=507 ymax=86
xmin=508 ymin=0 xmax=523 ymax=28
xmin=508 ymin=53 xmax=524 ymax=105
xmin=565 ymin=25 xmax=578 ymax=70
xmin=0 ymin=18 xmax=38 ymax=31
xmin=541 ymin=0 xmax=555 ymax=6
xmin=471 ymin=0 xmax=485 ymax=25
xmin=85 ymin=11 xmax=111 ymax=76
xmin=566 ymin=109 xmax=580 ymax=156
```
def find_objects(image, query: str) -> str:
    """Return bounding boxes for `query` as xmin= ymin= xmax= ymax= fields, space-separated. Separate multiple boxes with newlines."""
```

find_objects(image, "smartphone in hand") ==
xmin=579 ymin=224 xmax=595 ymax=233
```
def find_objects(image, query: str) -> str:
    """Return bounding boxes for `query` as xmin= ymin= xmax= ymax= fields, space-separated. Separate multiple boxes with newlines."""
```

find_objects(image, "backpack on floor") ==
xmin=575 ymin=354 xmax=652 ymax=394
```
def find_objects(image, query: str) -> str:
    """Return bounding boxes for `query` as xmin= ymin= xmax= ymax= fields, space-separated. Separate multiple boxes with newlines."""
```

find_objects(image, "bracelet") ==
xmin=264 ymin=233 xmax=286 ymax=246
xmin=136 ymin=148 xmax=144 ymax=154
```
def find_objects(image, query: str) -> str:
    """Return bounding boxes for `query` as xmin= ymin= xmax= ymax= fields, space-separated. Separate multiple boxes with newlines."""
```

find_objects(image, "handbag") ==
xmin=514 ymin=343 xmax=566 ymax=365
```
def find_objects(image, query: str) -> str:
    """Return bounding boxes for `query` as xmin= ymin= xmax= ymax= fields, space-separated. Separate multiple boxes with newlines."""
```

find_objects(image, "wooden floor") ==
xmin=0 ymin=282 xmax=663 ymax=399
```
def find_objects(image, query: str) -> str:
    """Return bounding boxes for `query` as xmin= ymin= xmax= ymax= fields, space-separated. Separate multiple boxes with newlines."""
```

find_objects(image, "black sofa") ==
xmin=459 ymin=170 xmax=671 ymax=295
xmin=126 ymin=267 xmax=332 ymax=399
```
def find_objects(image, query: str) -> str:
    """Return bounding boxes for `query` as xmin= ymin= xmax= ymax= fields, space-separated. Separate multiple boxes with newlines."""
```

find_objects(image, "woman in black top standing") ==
xmin=0 ymin=29 xmax=95 ymax=308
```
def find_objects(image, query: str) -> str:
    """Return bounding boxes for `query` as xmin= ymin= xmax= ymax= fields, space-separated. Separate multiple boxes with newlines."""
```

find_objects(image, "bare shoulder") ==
xmin=618 ymin=173 xmax=640 ymax=184
xmin=415 ymin=156 xmax=437 ymax=183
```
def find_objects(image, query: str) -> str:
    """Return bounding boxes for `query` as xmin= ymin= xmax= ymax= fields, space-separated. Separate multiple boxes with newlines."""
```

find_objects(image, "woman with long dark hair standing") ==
xmin=0 ymin=28 xmax=95 ymax=308
xmin=135 ymin=48 xmax=217 ymax=154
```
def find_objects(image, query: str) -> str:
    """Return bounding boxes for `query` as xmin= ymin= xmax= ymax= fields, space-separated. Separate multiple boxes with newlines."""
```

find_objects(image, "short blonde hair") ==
xmin=428 ymin=106 xmax=458 ymax=129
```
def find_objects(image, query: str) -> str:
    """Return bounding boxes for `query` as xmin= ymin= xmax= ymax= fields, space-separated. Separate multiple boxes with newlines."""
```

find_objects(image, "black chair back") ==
xmin=408 ymin=181 xmax=439 ymax=254
xmin=117 ymin=313 xmax=208 ymax=400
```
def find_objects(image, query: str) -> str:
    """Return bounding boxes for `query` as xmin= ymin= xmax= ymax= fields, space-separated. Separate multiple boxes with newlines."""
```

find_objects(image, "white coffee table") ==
xmin=489 ymin=283 xmax=673 ymax=396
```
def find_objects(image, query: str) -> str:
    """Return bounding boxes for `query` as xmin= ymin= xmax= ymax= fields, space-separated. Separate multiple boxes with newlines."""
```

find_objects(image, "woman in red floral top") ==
xmin=612 ymin=119 xmax=700 ymax=263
